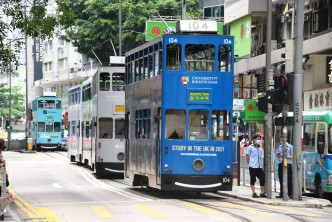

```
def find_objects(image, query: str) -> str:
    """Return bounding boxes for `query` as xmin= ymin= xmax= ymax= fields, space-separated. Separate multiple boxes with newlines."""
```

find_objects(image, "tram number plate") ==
xmin=223 ymin=177 xmax=231 ymax=184
xmin=115 ymin=105 xmax=125 ymax=113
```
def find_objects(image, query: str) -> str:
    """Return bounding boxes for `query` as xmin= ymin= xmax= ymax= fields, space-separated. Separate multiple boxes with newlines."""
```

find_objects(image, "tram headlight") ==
xmin=327 ymin=175 xmax=332 ymax=185
xmin=193 ymin=159 xmax=205 ymax=172
xmin=117 ymin=152 xmax=125 ymax=161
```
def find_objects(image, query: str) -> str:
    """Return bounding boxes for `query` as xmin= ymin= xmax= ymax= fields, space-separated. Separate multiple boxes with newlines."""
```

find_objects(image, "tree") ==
xmin=57 ymin=0 xmax=202 ymax=64
xmin=0 ymin=0 xmax=74 ymax=76
xmin=0 ymin=83 xmax=25 ymax=120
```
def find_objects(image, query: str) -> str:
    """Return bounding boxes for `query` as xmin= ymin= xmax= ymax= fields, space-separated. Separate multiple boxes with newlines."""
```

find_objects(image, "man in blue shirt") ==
xmin=276 ymin=135 xmax=293 ymax=198
xmin=246 ymin=134 xmax=267 ymax=198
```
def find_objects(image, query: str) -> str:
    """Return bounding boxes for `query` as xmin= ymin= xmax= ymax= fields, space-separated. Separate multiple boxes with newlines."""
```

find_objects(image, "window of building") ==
xmin=185 ymin=44 xmax=215 ymax=71
xmin=189 ymin=110 xmax=209 ymax=140
xmin=100 ymin=73 xmax=110 ymax=91
xmin=219 ymin=45 xmax=232 ymax=72
xmin=303 ymin=123 xmax=316 ymax=152
xmin=165 ymin=109 xmax=186 ymax=140
xmin=115 ymin=118 xmax=125 ymax=139
xmin=99 ymin=118 xmax=113 ymax=139
xmin=166 ymin=44 xmax=181 ymax=71
xmin=38 ymin=100 xmax=44 ymax=109
xmin=45 ymin=100 xmax=55 ymax=109
xmin=38 ymin=122 xmax=45 ymax=132
xmin=112 ymin=73 xmax=125 ymax=91
xmin=46 ymin=122 xmax=53 ymax=132
xmin=54 ymin=122 xmax=61 ymax=132
xmin=211 ymin=110 xmax=230 ymax=140
xmin=58 ymin=58 xmax=67 ymax=69
xmin=56 ymin=100 xmax=61 ymax=109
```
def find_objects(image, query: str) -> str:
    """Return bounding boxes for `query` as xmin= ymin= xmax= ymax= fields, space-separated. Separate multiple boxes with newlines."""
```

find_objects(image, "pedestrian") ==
xmin=0 ymin=139 xmax=9 ymax=187
xmin=246 ymin=134 xmax=267 ymax=198
xmin=276 ymin=135 xmax=293 ymax=198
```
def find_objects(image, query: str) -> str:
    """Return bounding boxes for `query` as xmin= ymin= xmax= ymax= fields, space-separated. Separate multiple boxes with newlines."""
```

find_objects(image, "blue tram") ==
xmin=30 ymin=96 xmax=63 ymax=151
xmin=124 ymin=21 xmax=234 ymax=191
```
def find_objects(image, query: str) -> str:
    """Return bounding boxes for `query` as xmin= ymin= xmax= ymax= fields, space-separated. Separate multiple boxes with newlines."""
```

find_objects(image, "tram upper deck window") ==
xmin=112 ymin=73 xmax=125 ymax=91
xmin=46 ymin=122 xmax=53 ymax=132
xmin=99 ymin=118 xmax=113 ymax=139
xmin=100 ymin=73 xmax=111 ymax=91
xmin=189 ymin=110 xmax=209 ymax=140
xmin=218 ymin=45 xmax=232 ymax=72
xmin=115 ymin=118 xmax=125 ymax=139
xmin=38 ymin=100 xmax=44 ymax=109
xmin=56 ymin=100 xmax=61 ymax=109
xmin=165 ymin=109 xmax=186 ymax=140
xmin=38 ymin=122 xmax=45 ymax=132
xmin=166 ymin=44 xmax=181 ymax=71
xmin=185 ymin=44 xmax=215 ymax=71
xmin=211 ymin=110 xmax=230 ymax=140
xmin=45 ymin=100 xmax=55 ymax=109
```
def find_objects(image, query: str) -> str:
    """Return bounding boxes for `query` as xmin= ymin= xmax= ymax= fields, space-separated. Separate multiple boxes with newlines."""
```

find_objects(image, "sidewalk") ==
xmin=218 ymin=185 xmax=332 ymax=208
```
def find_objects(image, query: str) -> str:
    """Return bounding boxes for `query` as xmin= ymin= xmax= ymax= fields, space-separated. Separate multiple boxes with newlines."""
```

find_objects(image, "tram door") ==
xmin=156 ymin=108 xmax=162 ymax=185
xmin=125 ymin=112 xmax=130 ymax=178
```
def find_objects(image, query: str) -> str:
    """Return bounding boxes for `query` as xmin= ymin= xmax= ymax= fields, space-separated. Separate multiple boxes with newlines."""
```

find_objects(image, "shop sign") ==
xmin=327 ymin=57 xmax=332 ymax=84
xmin=304 ymin=87 xmax=332 ymax=111
xmin=244 ymin=100 xmax=265 ymax=121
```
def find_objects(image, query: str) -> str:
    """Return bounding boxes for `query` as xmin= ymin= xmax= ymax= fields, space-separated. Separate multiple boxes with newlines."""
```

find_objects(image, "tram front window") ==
xmin=100 ymin=118 xmax=113 ymax=139
xmin=185 ymin=44 xmax=215 ymax=71
xmin=100 ymin=73 xmax=111 ymax=91
xmin=211 ymin=110 xmax=230 ymax=140
xmin=189 ymin=110 xmax=209 ymax=140
xmin=38 ymin=122 xmax=45 ymax=132
xmin=115 ymin=118 xmax=125 ymax=139
xmin=45 ymin=100 xmax=55 ymax=109
xmin=165 ymin=109 xmax=186 ymax=140
xmin=54 ymin=122 xmax=61 ymax=132
xmin=166 ymin=44 xmax=181 ymax=71
xmin=46 ymin=122 xmax=53 ymax=132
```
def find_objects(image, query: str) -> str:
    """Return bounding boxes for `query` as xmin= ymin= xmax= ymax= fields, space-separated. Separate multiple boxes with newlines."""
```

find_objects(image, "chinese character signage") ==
xmin=327 ymin=57 xmax=332 ymax=84
xmin=304 ymin=87 xmax=332 ymax=111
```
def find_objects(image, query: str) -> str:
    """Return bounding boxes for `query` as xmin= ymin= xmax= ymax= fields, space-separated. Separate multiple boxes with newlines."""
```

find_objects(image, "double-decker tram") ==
xmin=67 ymin=84 xmax=83 ymax=162
xmin=124 ymin=21 xmax=234 ymax=191
xmin=29 ymin=95 xmax=63 ymax=151
xmin=70 ymin=59 xmax=126 ymax=175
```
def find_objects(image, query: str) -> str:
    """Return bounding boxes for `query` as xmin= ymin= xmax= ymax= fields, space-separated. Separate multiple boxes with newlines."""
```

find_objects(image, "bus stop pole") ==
xmin=293 ymin=0 xmax=304 ymax=201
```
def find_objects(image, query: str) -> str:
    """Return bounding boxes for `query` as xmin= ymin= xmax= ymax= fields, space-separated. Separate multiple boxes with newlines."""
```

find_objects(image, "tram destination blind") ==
xmin=189 ymin=91 xmax=210 ymax=102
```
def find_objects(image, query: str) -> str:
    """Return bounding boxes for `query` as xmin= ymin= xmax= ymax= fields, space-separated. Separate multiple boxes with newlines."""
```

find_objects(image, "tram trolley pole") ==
xmin=0 ymin=154 xmax=6 ymax=220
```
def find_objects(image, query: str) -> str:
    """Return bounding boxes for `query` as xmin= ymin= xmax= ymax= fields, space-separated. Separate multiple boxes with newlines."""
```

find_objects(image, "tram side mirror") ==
xmin=317 ymin=142 xmax=325 ymax=155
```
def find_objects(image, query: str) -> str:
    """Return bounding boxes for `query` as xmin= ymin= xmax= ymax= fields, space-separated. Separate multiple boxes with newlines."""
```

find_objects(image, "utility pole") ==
xmin=25 ymin=0 xmax=29 ymax=150
xmin=8 ymin=71 xmax=12 ymax=150
xmin=119 ymin=0 xmax=122 ymax=56
xmin=264 ymin=0 xmax=273 ymax=199
xmin=182 ymin=0 xmax=186 ymax=20
xmin=293 ymin=0 xmax=304 ymax=201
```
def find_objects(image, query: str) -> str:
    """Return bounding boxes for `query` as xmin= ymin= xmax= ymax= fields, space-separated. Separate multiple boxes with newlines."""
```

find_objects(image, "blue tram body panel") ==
xmin=125 ymin=33 xmax=234 ymax=191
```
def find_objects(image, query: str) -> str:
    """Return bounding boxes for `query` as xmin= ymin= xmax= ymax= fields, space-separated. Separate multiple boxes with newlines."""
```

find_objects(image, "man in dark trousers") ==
xmin=276 ymin=135 xmax=293 ymax=198
xmin=246 ymin=134 xmax=267 ymax=198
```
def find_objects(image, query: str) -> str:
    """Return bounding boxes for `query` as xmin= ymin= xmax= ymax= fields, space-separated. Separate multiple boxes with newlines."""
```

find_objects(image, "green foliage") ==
xmin=0 ymin=0 xmax=73 ymax=76
xmin=57 ymin=0 xmax=202 ymax=64
xmin=0 ymin=83 xmax=25 ymax=119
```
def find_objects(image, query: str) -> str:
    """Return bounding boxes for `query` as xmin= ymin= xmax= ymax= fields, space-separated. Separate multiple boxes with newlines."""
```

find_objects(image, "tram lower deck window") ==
xmin=100 ymin=118 xmax=113 ymax=139
xmin=189 ymin=110 xmax=209 ymax=140
xmin=211 ymin=110 xmax=230 ymax=140
xmin=54 ymin=122 xmax=61 ymax=132
xmin=115 ymin=118 xmax=125 ymax=139
xmin=165 ymin=109 xmax=186 ymax=140
xmin=46 ymin=122 xmax=53 ymax=132
xmin=185 ymin=44 xmax=215 ymax=71
xmin=38 ymin=122 xmax=45 ymax=132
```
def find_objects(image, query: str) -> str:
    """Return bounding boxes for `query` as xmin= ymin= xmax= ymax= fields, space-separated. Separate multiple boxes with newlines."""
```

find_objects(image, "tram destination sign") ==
xmin=189 ymin=91 xmax=210 ymax=102
xmin=177 ymin=20 xmax=218 ymax=33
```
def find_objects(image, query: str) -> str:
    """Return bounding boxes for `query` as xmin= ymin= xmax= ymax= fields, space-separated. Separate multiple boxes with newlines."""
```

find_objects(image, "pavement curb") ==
xmin=217 ymin=191 xmax=332 ymax=208
xmin=17 ymin=150 xmax=36 ymax=153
